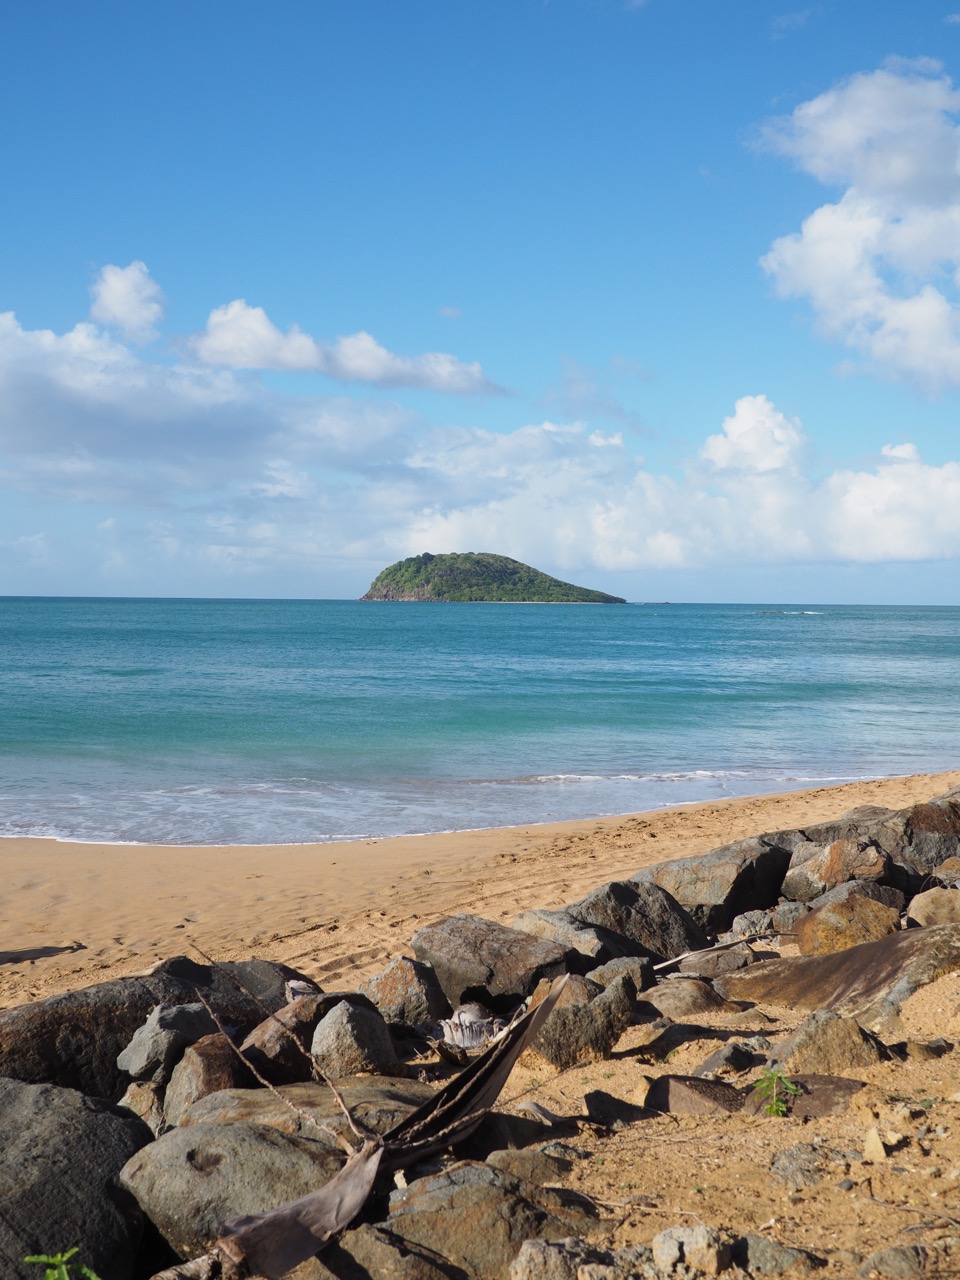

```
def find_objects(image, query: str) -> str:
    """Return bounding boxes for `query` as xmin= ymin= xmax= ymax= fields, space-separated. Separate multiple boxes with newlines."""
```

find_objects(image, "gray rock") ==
xmin=567 ymin=879 xmax=708 ymax=961
xmin=651 ymin=1225 xmax=731 ymax=1276
xmin=742 ymin=1073 xmax=865 ymax=1119
xmin=733 ymin=1233 xmax=826 ymax=1274
xmin=529 ymin=975 xmax=635 ymax=1069
xmin=182 ymin=1075 xmax=435 ymax=1143
xmin=724 ymin=908 xmax=774 ymax=939
xmin=0 ymin=1076 xmax=151 ymax=1280
xmin=766 ymin=1011 xmax=887 ymax=1076
xmin=0 ymin=954 xmax=303 ymax=1101
xmin=360 ymin=956 xmax=451 ymax=1026
xmin=586 ymin=956 xmax=653 ymax=991
xmin=770 ymin=1142 xmax=846 ymax=1188
xmin=772 ymin=900 xmax=810 ymax=937
xmin=487 ymin=1147 xmax=574 ymax=1185
xmin=715 ymin=925 xmax=960 ymax=1033
xmin=239 ymin=991 xmax=338 ymax=1085
xmin=813 ymin=880 xmax=905 ymax=913
xmin=311 ymin=998 xmax=400 ymax=1076
xmin=120 ymin=1120 xmax=343 ymax=1256
xmin=385 ymin=1160 xmax=595 ymax=1279
xmin=513 ymin=907 xmax=642 ymax=965
xmin=412 ymin=915 xmax=571 ymax=1012
xmin=163 ymin=1031 xmax=253 ymax=1126
xmin=116 ymin=1001 xmax=219 ymax=1084
xmin=644 ymin=1074 xmax=744 ymax=1116
xmin=325 ymin=1223 xmax=467 ymax=1278
xmin=693 ymin=1041 xmax=755 ymax=1078
xmin=857 ymin=1245 xmax=927 ymax=1278
xmin=677 ymin=941 xmax=756 ymax=979
xmin=509 ymin=1237 xmax=616 ymax=1280
xmin=875 ymin=793 xmax=960 ymax=875
xmin=634 ymin=836 xmax=792 ymax=932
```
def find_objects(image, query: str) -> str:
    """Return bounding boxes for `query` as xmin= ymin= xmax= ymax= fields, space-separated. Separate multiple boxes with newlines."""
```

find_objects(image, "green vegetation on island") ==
xmin=360 ymin=552 xmax=626 ymax=603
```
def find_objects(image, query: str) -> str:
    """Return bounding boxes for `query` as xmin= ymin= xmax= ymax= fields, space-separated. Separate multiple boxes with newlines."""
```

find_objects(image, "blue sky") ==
xmin=3 ymin=2 xmax=960 ymax=603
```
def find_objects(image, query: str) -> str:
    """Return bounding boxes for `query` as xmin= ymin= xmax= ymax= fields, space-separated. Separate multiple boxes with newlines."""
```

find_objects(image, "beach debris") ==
xmin=411 ymin=914 xmax=571 ymax=1011
xmin=426 ymin=1001 xmax=510 ymax=1053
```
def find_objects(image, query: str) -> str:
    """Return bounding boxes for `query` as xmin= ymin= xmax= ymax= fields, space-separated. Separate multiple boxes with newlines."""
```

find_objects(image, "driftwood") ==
xmin=149 ymin=974 xmax=569 ymax=1280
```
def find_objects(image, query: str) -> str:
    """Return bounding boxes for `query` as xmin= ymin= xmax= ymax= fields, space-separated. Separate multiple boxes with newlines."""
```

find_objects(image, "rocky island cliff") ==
xmin=361 ymin=552 xmax=626 ymax=603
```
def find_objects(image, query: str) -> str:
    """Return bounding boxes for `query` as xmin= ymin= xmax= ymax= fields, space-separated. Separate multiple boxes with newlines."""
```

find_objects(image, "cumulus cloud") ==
xmin=700 ymin=394 xmax=804 ymax=472
xmin=89 ymin=261 xmax=164 ymax=342
xmin=191 ymin=298 xmax=497 ymax=393
xmin=760 ymin=61 xmax=960 ymax=387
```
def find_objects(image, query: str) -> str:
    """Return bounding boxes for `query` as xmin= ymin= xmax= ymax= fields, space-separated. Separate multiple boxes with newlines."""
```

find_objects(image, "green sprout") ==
xmin=753 ymin=1067 xmax=802 ymax=1117
xmin=24 ymin=1248 xmax=101 ymax=1280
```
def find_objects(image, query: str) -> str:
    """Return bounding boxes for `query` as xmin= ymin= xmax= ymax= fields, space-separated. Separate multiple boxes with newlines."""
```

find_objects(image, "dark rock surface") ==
xmin=412 ymin=915 xmax=570 ymax=1012
xmin=634 ymin=836 xmax=792 ymax=932
xmin=566 ymin=879 xmax=708 ymax=960
xmin=528 ymin=974 xmax=635 ymax=1068
xmin=643 ymin=1074 xmax=745 ymax=1115
xmin=0 ymin=1076 xmax=151 ymax=1280
xmin=360 ymin=956 xmax=451 ymax=1026
xmin=0 ymin=955 xmax=302 ymax=1101
xmin=163 ymin=1032 xmax=253 ymax=1127
xmin=238 ymin=990 xmax=335 ymax=1085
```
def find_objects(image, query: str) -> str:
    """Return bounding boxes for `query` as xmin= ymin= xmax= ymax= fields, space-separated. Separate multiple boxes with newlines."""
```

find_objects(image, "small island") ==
xmin=361 ymin=552 xmax=626 ymax=603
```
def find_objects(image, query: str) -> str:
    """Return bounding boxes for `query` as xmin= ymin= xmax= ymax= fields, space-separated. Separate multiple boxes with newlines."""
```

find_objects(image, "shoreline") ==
xmin=2 ymin=767 xmax=958 ymax=1010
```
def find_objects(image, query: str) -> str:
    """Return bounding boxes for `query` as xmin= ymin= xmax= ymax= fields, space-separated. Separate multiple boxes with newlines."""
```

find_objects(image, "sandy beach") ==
xmin=3 ymin=768 xmax=958 ymax=1011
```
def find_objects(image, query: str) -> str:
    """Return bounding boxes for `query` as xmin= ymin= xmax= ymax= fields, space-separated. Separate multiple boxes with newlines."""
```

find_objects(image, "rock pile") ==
xmin=2 ymin=786 xmax=960 ymax=1278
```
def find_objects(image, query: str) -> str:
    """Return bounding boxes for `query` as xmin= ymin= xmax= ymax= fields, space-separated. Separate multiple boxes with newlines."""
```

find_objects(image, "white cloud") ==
xmin=760 ymin=61 xmax=960 ymax=387
xmin=191 ymin=298 xmax=497 ymax=393
xmin=700 ymin=394 xmax=804 ymax=472
xmin=89 ymin=261 xmax=164 ymax=342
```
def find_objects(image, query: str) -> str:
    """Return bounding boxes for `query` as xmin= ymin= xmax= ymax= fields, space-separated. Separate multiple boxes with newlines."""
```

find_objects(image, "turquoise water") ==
xmin=0 ymin=598 xmax=957 ymax=845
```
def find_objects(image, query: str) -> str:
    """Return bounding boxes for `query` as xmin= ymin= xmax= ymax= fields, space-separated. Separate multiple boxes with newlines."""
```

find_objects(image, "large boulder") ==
xmin=512 ymin=907 xmax=641 ymax=965
xmin=780 ymin=839 xmax=889 ymax=903
xmin=163 ymin=1032 xmax=254 ymax=1127
xmin=360 ymin=957 xmax=451 ymax=1026
xmin=566 ymin=879 xmax=708 ymax=960
xmin=766 ymin=1010 xmax=887 ymax=1075
xmin=792 ymin=893 xmax=901 ymax=956
xmin=715 ymin=923 xmax=960 ymax=1032
xmin=875 ymin=792 xmax=960 ymax=875
xmin=0 ymin=955 xmax=305 ymax=1101
xmin=0 ymin=1076 xmax=151 ymax=1280
xmin=411 ymin=916 xmax=570 ymax=1012
xmin=120 ymin=1121 xmax=343 ymax=1256
xmin=310 ymin=999 xmax=400 ymax=1077
xmin=633 ymin=837 xmax=791 ymax=933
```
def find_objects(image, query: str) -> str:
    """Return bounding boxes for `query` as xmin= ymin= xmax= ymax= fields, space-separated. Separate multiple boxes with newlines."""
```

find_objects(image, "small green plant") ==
xmin=753 ymin=1068 xmax=802 ymax=1117
xmin=24 ymin=1248 xmax=101 ymax=1280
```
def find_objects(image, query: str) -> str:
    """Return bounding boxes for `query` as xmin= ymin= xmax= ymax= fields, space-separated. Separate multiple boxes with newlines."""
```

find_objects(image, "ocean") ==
xmin=0 ymin=597 xmax=957 ymax=846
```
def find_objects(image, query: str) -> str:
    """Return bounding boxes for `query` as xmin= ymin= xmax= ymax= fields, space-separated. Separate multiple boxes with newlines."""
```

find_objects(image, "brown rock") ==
xmin=678 ymin=942 xmax=756 ymax=979
xmin=527 ymin=975 xmax=634 ymax=1069
xmin=906 ymin=886 xmax=960 ymax=927
xmin=766 ymin=1011 xmax=886 ymax=1076
xmin=644 ymin=1074 xmax=744 ymax=1115
xmin=359 ymin=957 xmax=451 ymax=1026
xmin=163 ymin=1032 xmax=252 ymax=1126
xmin=741 ymin=1073 xmax=865 ymax=1119
xmin=781 ymin=839 xmax=887 ymax=903
xmin=715 ymin=923 xmax=960 ymax=1032
xmin=641 ymin=977 xmax=743 ymax=1019
xmin=793 ymin=893 xmax=900 ymax=956
xmin=239 ymin=992 xmax=335 ymax=1085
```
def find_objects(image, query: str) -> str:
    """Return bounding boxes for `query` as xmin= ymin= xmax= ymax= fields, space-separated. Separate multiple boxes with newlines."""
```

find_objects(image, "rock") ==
xmin=116 ymin=1001 xmax=219 ymax=1083
xmin=641 ymin=977 xmax=743 ymax=1019
xmin=733 ymin=1233 xmax=826 ymax=1274
xmin=906 ymin=886 xmax=960 ymax=927
xmin=766 ymin=1011 xmax=887 ymax=1075
xmin=325 ymin=1223 xmax=467 ymax=1278
xmin=360 ymin=956 xmax=451 ymax=1025
xmin=509 ymin=1237 xmax=616 ymax=1280
xmin=875 ymin=793 xmax=960 ymax=875
xmin=239 ymin=991 xmax=340 ymax=1085
xmin=635 ymin=835 xmax=792 ymax=932
xmin=651 ymin=1225 xmax=731 ymax=1276
xmin=791 ymin=894 xmax=901 ymax=956
xmin=384 ymin=1161 xmax=594 ymax=1279
xmin=311 ymin=998 xmax=400 ymax=1077
xmin=182 ymin=1075 xmax=435 ymax=1142
xmin=163 ymin=1032 xmax=253 ymax=1126
xmin=567 ymin=879 xmax=708 ymax=960
xmin=678 ymin=941 xmax=757 ymax=979
xmin=781 ymin=839 xmax=889 ymax=903
xmin=694 ymin=1042 xmax=755 ymax=1078
xmin=119 ymin=1120 xmax=343 ymax=1256
xmin=814 ymin=880 xmax=905 ymax=913
xmin=770 ymin=1142 xmax=846 ymax=1189
xmin=929 ymin=855 xmax=960 ymax=885
xmin=584 ymin=1088 xmax=652 ymax=1126
xmin=117 ymin=1079 xmax=166 ymax=1135
xmin=724 ymin=908 xmax=774 ymax=939
xmin=862 ymin=1125 xmax=888 ymax=1162
xmin=528 ymin=975 xmax=635 ymax=1069
xmin=586 ymin=956 xmax=653 ymax=991
xmin=742 ymin=1074 xmax=865 ymax=1119
xmin=644 ymin=1074 xmax=745 ymax=1115
xmin=513 ymin=907 xmax=642 ymax=965
xmin=487 ymin=1146 xmax=573 ymax=1184
xmin=0 ymin=954 xmax=302 ymax=1101
xmin=772 ymin=901 xmax=810 ymax=936
xmin=857 ymin=1245 xmax=927 ymax=1278
xmin=412 ymin=915 xmax=571 ymax=1012
xmin=716 ymin=925 xmax=960 ymax=1033
xmin=0 ymin=1076 xmax=151 ymax=1280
